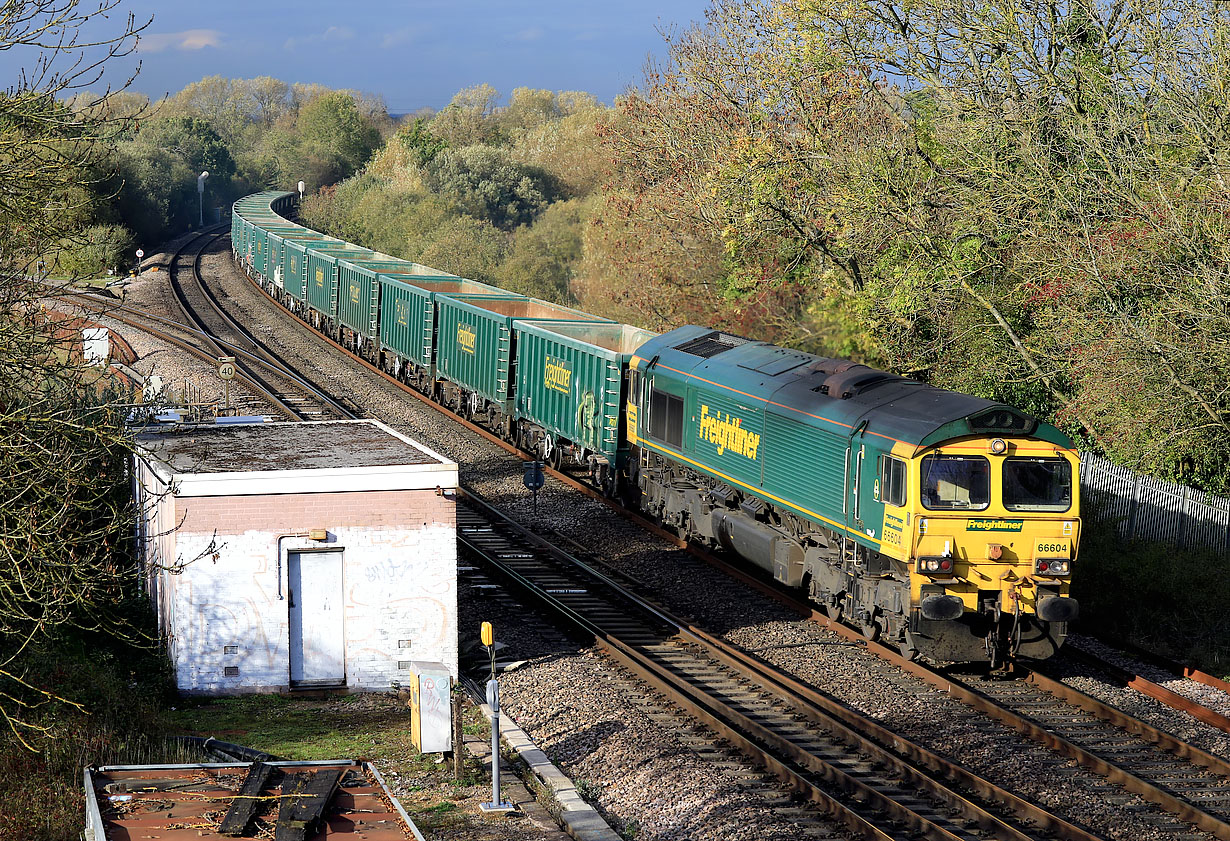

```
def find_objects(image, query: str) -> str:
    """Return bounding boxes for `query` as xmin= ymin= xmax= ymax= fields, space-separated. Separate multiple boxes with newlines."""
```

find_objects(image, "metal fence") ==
xmin=1080 ymin=451 xmax=1230 ymax=553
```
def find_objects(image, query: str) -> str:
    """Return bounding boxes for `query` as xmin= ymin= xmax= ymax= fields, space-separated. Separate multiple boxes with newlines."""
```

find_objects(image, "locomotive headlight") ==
xmin=1036 ymin=558 xmax=1071 ymax=576
xmin=918 ymin=556 xmax=954 ymax=576
xmin=989 ymin=438 xmax=1007 ymax=455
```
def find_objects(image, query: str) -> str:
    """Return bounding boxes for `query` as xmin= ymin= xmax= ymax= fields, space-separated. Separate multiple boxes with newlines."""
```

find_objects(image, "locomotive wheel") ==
xmin=861 ymin=620 xmax=881 ymax=642
xmin=822 ymin=602 xmax=843 ymax=623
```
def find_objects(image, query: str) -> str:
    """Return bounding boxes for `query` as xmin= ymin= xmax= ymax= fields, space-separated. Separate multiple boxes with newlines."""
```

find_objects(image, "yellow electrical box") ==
xmin=405 ymin=661 xmax=452 ymax=753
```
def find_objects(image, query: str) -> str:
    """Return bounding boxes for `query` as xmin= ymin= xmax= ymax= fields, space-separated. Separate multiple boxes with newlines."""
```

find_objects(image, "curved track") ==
xmin=166 ymin=227 xmax=354 ymax=421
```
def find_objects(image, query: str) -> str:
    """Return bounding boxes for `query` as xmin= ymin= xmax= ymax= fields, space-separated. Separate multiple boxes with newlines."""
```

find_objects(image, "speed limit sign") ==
xmin=136 ymin=249 xmax=144 ymax=259
xmin=217 ymin=357 xmax=236 ymax=380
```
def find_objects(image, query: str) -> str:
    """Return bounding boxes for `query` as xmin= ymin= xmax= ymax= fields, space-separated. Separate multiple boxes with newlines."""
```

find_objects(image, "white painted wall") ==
xmin=160 ymin=520 xmax=457 ymax=694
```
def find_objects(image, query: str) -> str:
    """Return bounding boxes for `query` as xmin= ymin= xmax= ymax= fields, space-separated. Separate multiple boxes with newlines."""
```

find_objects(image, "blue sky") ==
xmin=5 ymin=1 xmax=712 ymax=112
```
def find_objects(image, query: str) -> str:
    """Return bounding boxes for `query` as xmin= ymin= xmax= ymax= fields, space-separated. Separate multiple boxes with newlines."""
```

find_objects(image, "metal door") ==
xmin=845 ymin=421 xmax=869 ymax=535
xmin=288 ymin=550 xmax=345 ymax=685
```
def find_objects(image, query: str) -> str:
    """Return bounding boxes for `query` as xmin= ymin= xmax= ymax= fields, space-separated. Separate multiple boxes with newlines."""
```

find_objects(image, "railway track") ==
xmin=166 ymin=227 xmax=354 ymax=421
xmin=457 ymin=489 xmax=1108 ymax=841
xmin=790 ymin=609 xmax=1230 ymax=841
xmin=962 ymin=669 xmax=1230 ymax=839
xmin=1058 ymin=640 xmax=1230 ymax=735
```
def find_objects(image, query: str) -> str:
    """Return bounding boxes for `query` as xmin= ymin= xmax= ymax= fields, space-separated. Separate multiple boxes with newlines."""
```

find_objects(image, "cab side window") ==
xmin=648 ymin=382 xmax=684 ymax=449
xmin=879 ymin=455 xmax=907 ymax=507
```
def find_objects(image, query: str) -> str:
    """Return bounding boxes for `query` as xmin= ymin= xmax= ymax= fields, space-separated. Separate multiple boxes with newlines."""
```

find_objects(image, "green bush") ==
xmin=54 ymin=224 xmax=132 ymax=278
xmin=1072 ymin=500 xmax=1230 ymax=674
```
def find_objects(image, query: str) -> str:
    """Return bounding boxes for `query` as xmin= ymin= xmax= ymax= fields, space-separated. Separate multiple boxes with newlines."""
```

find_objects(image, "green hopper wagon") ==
xmin=434 ymin=294 xmax=609 ymax=413
xmin=514 ymin=320 xmax=657 ymax=469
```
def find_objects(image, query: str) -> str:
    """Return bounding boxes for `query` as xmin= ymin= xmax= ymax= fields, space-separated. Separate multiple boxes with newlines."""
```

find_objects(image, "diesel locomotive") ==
xmin=233 ymin=191 xmax=1080 ymax=665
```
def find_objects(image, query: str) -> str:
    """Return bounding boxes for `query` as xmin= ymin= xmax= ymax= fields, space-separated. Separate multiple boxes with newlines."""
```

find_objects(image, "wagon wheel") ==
xmin=822 ymin=600 xmax=843 ymax=624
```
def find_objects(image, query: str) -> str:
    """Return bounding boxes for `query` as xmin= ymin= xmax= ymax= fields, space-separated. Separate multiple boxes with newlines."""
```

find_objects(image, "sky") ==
xmin=3 ymin=1 xmax=713 ymax=113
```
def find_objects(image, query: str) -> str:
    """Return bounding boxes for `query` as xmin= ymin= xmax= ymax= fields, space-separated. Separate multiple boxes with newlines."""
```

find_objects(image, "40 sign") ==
xmin=217 ymin=357 xmax=236 ymax=380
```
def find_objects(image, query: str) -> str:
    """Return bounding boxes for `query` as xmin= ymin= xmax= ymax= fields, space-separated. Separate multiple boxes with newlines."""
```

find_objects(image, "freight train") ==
xmin=233 ymin=191 xmax=1080 ymax=666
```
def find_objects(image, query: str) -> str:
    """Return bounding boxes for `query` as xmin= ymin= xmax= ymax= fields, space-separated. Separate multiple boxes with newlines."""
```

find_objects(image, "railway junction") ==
xmin=58 ymin=216 xmax=1230 ymax=841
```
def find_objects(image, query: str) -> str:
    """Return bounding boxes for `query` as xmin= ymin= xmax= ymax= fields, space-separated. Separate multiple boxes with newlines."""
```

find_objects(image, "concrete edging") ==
xmin=477 ymin=702 xmax=623 ymax=841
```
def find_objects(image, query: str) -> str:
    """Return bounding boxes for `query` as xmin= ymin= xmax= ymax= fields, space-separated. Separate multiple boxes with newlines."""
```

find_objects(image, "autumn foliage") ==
xmin=588 ymin=0 xmax=1230 ymax=493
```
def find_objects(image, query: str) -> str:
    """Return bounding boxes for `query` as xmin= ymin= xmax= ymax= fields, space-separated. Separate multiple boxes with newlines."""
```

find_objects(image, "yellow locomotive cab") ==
xmin=884 ymin=437 xmax=1081 ymax=662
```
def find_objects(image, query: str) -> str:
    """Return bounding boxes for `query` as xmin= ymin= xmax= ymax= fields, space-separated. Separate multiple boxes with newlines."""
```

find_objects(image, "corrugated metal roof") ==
xmin=85 ymin=760 xmax=424 ymax=841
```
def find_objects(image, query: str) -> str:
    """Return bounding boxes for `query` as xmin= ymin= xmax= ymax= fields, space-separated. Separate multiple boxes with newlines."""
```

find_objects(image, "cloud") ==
xmin=138 ymin=30 xmax=222 ymax=53
xmin=511 ymin=27 xmax=544 ymax=42
xmin=380 ymin=26 xmax=426 ymax=49
xmin=283 ymin=26 xmax=356 ymax=51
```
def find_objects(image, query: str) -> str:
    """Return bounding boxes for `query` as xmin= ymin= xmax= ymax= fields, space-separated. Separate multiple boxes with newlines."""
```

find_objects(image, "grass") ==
xmin=0 ymin=623 xmax=185 ymax=841
xmin=167 ymin=693 xmax=420 ymax=761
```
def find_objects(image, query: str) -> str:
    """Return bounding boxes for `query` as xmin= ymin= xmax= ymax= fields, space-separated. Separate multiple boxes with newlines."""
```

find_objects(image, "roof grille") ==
xmin=675 ymin=331 xmax=750 ymax=358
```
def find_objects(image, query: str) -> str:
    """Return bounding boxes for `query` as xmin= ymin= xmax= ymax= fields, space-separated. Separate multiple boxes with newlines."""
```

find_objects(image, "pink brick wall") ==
xmin=175 ymin=489 xmax=455 ymax=533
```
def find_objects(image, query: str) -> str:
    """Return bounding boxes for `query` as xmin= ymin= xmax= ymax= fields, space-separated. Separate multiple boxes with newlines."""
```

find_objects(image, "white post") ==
xmin=197 ymin=171 xmax=209 ymax=227
xmin=481 ymin=678 xmax=514 ymax=812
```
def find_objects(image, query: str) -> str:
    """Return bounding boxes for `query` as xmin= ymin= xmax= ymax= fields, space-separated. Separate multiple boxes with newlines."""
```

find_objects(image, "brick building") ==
xmin=133 ymin=419 xmax=458 ymax=695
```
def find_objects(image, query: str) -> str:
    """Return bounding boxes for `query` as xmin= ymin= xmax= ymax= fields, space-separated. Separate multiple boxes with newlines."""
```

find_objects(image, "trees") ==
xmin=497 ymin=197 xmax=592 ymax=303
xmin=0 ymin=0 xmax=155 ymax=747
xmin=110 ymin=115 xmax=237 ymax=240
xmin=274 ymin=91 xmax=383 ymax=191
xmin=423 ymin=144 xmax=558 ymax=229
xmin=415 ymin=215 xmax=509 ymax=283
xmin=300 ymin=83 xmax=611 ymax=315
xmin=428 ymin=83 xmax=501 ymax=147
xmin=596 ymin=0 xmax=1230 ymax=490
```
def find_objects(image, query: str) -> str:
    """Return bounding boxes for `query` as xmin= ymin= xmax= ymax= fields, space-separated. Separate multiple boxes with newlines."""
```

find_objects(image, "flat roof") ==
xmin=134 ymin=419 xmax=458 ymax=497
